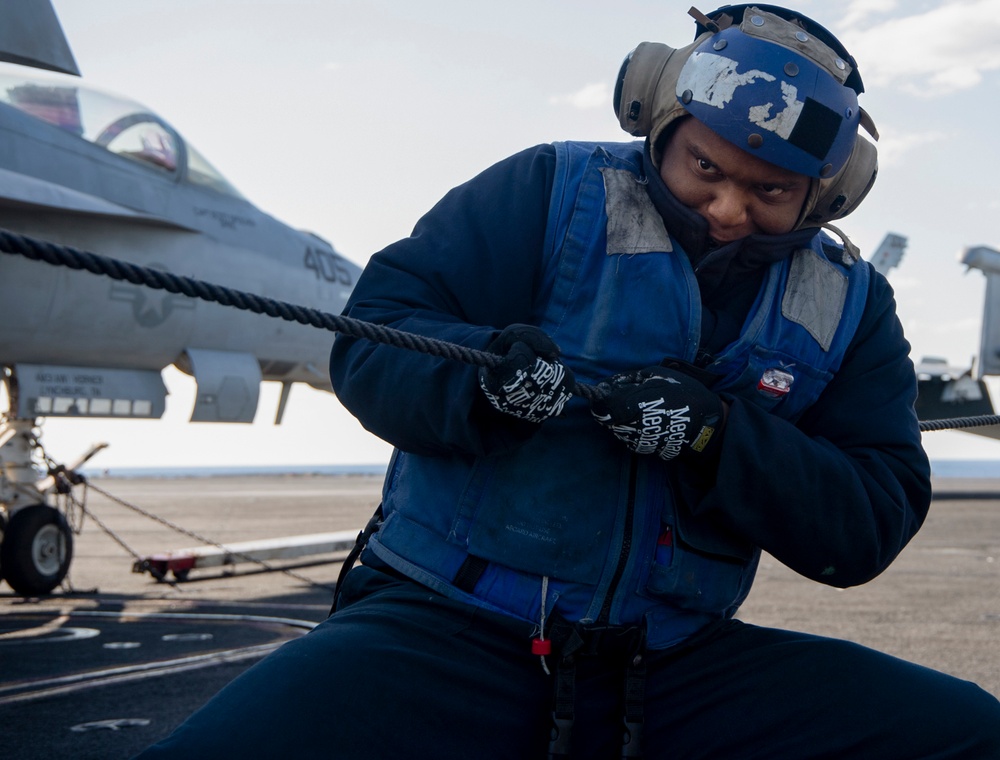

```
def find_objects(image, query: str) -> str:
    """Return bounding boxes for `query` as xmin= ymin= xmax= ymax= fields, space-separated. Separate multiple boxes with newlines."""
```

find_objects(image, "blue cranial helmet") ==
xmin=614 ymin=4 xmax=879 ymax=227
xmin=678 ymin=6 xmax=859 ymax=178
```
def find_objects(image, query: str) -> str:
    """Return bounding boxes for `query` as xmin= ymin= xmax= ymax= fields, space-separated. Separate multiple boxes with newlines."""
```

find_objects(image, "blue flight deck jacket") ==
xmin=330 ymin=140 xmax=931 ymax=649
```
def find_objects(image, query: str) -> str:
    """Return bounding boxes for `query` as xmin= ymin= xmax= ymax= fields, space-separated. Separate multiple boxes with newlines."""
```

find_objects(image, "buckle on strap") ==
xmin=548 ymin=716 xmax=575 ymax=759
xmin=548 ymin=651 xmax=578 ymax=760
xmin=622 ymin=644 xmax=648 ymax=759
xmin=545 ymin=619 xmax=648 ymax=759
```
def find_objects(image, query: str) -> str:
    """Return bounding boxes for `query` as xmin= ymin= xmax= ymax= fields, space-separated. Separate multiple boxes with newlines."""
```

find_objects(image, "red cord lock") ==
xmin=531 ymin=637 xmax=552 ymax=656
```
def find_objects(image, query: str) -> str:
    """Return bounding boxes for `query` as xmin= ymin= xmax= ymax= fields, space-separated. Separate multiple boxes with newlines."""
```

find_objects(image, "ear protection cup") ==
xmin=613 ymin=39 xmax=708 ymax=151
xmin=802 ymin=132 xmax=878 ymax=227
xmin=613 ymin=5 xmax=880 ymax=227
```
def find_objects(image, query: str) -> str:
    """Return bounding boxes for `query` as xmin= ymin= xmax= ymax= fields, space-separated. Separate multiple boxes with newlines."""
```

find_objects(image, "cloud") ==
xmin=931 ymin=315 xmax=981 ymax=336
xmin=836 ymin=0 xmax=1000 ymax=96
xmin=886 ymin=274 xmax=922 ymax=291
xmin=873 ymin=126 xmax=947 ymax=166
xmin=549 ymin=82 xmax=611 ymax=110
xmin=837 ymin=0 xmax=900 ymax=28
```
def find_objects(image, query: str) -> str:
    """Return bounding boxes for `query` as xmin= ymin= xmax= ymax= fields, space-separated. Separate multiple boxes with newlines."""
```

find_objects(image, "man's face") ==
xmin=659 ymin=117 xmax=810 ymax=244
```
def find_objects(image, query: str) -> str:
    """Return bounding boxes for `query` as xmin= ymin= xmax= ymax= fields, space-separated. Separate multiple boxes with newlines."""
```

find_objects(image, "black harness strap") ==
xmin=453 ymin=554 xmax=489 ymax=593
xmin=549 ymin=657 xmax=577 ymax=758
xmin=548 ymin=625 xmax=585 ymax=759
xmin=543 ymin=620 xmax=649 ymax=759
xmin=621 ymin=629 xmax=648 ymax=759
xmin=329 ymin=504 xmax=383 ymax=616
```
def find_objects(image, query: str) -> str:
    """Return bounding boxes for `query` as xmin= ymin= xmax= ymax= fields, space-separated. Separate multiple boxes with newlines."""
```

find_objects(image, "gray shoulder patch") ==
xmin=782 ymin=248 xmax=848 ymax=352
xmin=600 ymin=167 xmax=673 ymax=255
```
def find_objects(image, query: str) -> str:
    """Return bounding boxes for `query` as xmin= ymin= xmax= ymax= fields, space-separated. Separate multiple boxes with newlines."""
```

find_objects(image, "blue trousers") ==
xmin=136 ymin=566 xmax=1000 ymax=759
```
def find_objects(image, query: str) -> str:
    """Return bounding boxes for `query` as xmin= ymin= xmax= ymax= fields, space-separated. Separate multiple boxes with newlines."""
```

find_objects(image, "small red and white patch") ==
xmin=758 ymin=367 xmax=794 ymax=398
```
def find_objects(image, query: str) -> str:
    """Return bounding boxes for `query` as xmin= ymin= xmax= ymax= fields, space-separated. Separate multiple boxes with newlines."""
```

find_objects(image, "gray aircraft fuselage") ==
xmin=0 ymin=67 xmax=361 ymax=421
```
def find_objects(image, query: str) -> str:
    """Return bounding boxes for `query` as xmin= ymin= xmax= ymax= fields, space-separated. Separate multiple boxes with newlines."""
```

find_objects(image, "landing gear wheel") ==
xmin=0 ymin=504 xmax=73 ymax=595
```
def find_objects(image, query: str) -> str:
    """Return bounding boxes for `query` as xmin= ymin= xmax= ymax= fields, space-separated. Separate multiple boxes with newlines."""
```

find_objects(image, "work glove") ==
xmin=591 ymin=363 xmax=725 ymax=461
xmin=479 ymin=324 xmax=575 ymax=423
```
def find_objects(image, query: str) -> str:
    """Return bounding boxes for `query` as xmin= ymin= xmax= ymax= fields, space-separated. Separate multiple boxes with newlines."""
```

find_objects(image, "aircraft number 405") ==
xmin=304 ymin=247 xmax=353 ymax=285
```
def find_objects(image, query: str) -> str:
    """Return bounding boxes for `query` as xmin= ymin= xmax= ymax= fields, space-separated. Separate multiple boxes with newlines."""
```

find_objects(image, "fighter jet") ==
xmin=868 ymin=232 xmax=907 ymax=278
xmin=0 ymin=1 xmax=360 ymax=594
xmin=887 ymin=239 xmax=1000 ymax=440
xmin=911 ymin=244 xmax=1000 ymax=441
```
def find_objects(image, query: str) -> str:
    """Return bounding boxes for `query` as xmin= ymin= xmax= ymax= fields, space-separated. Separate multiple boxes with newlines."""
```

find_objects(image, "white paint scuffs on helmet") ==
xmin=676 ymin=52 xmax=777 ymax=113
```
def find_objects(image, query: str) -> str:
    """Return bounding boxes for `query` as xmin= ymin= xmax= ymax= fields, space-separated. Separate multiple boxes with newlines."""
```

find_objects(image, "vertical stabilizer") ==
xmin=868 ymin=233 xmax=907 ymax=277
xmin=962 ymin=245 xmax=1000 ymax=378
xmin=0 ymin=0 xmax=80 ymax=76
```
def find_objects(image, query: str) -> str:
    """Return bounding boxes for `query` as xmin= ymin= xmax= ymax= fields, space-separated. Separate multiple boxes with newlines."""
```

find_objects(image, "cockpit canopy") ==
xmin=0 ymin=68 xmax=244 ymax=199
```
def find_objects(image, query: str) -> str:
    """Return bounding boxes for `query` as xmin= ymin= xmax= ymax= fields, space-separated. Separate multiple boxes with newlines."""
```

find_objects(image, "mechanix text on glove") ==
xmin=591 ymin=367 xmax=724 ymax=460
xmin=479 ymin=325 xmax=575 ymax=423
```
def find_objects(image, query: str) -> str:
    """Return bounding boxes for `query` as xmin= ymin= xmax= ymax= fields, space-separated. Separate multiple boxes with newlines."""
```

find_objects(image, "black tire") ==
xmin=0 ymin=504 xmax=73 ymax=595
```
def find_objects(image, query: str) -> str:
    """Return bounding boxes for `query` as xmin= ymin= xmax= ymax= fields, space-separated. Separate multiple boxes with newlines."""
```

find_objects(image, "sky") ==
xmin=25 ymin=0 xmax=1000 ymax=469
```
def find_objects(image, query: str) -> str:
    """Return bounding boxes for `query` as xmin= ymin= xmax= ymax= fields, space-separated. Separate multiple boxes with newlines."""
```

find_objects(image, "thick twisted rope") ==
xmin=0 ymin=228 xmax=512 ymax=373
xmin=915 ymin=415 xmax=1000 ymax=433
xmin=0 ymin=228 xmax=995 ymax=426
xmin=0 ymin=228 xmax=604 ymax=402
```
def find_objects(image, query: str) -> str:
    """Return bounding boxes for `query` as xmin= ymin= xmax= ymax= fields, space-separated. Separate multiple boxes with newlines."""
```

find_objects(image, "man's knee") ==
xmin=956 ymin=682 xmax=1000 ymax=754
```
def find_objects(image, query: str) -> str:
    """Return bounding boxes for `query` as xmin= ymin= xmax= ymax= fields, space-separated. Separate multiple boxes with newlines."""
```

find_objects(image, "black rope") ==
xmin=0 ymin=228 xmax=605 ymax=402
xmin=0 ymin=230 xmax=496 ymax=372
xmin=0 ymin=227 xmax=992 ymax=425
xmin=917 ymin=414 xmax=1000 ymax=433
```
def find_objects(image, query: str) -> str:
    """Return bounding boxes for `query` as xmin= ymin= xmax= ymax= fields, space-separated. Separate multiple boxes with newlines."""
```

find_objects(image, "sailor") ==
xmin=137 ymin=5 xmax=1000 ymax=758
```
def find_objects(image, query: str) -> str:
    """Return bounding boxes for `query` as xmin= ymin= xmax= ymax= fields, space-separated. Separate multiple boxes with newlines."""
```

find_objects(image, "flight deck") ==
xmin=1 ymin=473 xmax=998 ymax=759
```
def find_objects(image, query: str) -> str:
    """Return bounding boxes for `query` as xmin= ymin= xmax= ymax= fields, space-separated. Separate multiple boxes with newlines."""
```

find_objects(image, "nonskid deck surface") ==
xmin=0 ymin=474 xmax=380 ymax=759
xmin=1 ymin=474 xmax=998 ymax=759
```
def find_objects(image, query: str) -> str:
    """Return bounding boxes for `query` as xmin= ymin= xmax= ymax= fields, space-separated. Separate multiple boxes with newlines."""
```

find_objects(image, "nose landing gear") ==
xmin=2 ymin=371 xmax=106 ymax=595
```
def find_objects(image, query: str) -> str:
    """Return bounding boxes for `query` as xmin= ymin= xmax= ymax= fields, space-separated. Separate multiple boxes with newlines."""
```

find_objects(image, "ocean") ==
xmin=80 ymin=460 xmax=1000 ymax=480
xmin=928 ymin=459 xmax=1000 ymax=478
xmin=82 ymin=463 xmax=390 ymax=479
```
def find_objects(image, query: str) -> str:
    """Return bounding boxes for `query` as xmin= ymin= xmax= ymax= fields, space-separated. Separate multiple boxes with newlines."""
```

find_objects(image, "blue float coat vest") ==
xmin=365 ymin=141 xmax=871 ymax=649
